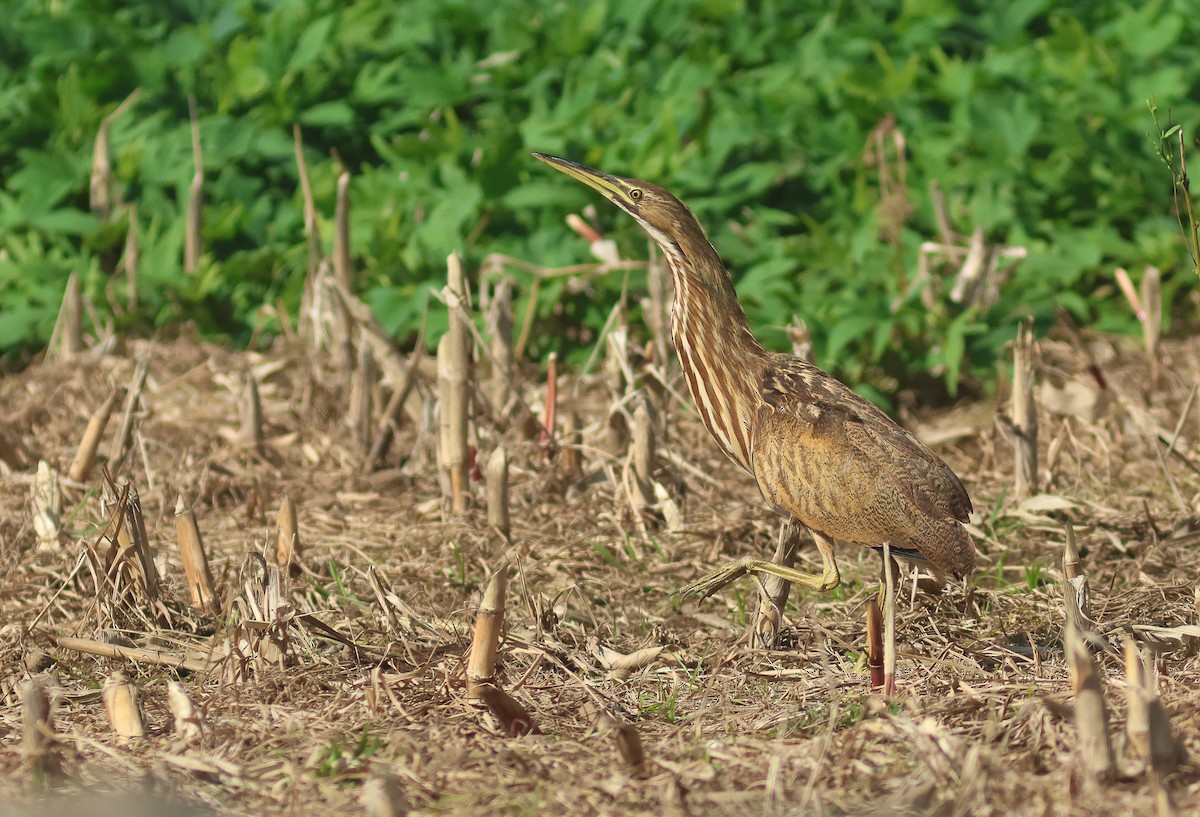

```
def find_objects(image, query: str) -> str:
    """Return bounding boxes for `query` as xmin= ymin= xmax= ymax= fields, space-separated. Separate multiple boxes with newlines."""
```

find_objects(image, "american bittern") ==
xmin=534 ymin=153 xmax=976 ymax=685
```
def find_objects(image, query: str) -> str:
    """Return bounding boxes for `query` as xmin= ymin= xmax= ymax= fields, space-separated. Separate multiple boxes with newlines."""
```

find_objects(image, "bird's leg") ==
xmin=881 ymin=542 xmax=897 ymax=696
xmin=751 ymin=520 xmax=802 ymax=649
xmin=680 ymin=529 xmax=840 ymax=601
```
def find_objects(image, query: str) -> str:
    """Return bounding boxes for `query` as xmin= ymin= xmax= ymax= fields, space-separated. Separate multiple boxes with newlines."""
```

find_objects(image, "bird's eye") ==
xmin=629 ymin=188 xmax=643 ymax=201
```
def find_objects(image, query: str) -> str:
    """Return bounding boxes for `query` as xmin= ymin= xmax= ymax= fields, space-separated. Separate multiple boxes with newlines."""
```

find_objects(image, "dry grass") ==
xmin=2 ymin=326 xmax=1200 ymax=816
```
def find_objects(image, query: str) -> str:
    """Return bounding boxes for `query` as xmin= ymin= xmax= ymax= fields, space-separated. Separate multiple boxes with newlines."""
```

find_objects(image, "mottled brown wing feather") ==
xmin=751 ymin=356 xmax=976 ymax=577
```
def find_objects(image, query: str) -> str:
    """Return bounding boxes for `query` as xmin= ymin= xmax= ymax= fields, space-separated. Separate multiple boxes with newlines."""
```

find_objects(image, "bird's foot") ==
xmin=677 ymin=559 xmax=756 ymax=601
xmin=678 ymin=557 xmax=840 ymax=602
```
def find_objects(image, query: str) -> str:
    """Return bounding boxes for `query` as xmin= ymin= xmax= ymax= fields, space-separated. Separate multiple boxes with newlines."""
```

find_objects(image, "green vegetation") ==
xmin=2 ymin=0 xmax=1199 ymax=397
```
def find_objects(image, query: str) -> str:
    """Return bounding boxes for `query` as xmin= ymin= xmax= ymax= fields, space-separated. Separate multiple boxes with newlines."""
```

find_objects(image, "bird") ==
xmin=533 ymin=152 xmax=977 ymax=687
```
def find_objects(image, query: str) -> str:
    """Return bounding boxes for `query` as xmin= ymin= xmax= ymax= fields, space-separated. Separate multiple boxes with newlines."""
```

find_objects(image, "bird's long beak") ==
xmin=531 ymin=152 xmax=625 ymax=200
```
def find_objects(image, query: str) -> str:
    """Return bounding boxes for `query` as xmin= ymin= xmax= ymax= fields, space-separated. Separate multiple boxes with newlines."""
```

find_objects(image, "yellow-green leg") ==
xmin=680 ymin=528 xmax=841 ymax=601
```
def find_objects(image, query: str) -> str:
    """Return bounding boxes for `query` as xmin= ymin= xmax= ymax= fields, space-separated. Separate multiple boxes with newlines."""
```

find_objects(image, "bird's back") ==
xmin=749 ymin=355 xmax=976 ymax=578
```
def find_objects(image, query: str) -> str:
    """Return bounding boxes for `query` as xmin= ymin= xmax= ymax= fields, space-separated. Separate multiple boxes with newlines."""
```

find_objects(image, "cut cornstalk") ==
xmin=362 ymin=774 xmax=409 ymax=817
xmin=175 ymin=496 xmax=220 ymax=615
xmin=184 ymin=95 xmax=203 ymax=273
xmin=48 ymin=271 xmax=83 ymax=360
xmin=466 ymin=569 xmax=507 ymax=702
xmin=1062 ymin=521 xmax=1092 ymax=631
xmin=596 ymin=711 xmax=647 ymax=777
xmin=89 ymin=87 xmax=139 ymax=220
xmin=276 ymin=494 xmax=301 ymax=576
xmin=473 ymin=683 xmax=540 ymax=736
xmin=488 ymin=278 xmax=514 ymax=414
xmin=752 ymin=520 xmax=801 ymax=649
xmin=1067 ymin=628 xmax=1115 ymax=783
xmin=350 ymin=330 xmax=376 ymax=456
xmin=486 ymin=445 xmax=510 ymax=541
xmin=102 ymin=671 xmax=146 ymax=740
xmin=631 ymin=396 xmax=656 ymax=515
xmin=239 ymin=372 xmax=264 ymax=451
xmin=21 ymin=678 xmax=57 ymax=777
xmin=121 ymin=205 xmax=140 ymax=310
xmin=646 ymin=251 xmax=672 ymax=376
xmin=333 ymin=165 xmax=352 ymax=290
xmin=1124 ymin=637 xmax=1185 ymax=776
xmin=438 ymin=253 xmax=472 ymax=513
xmin=542 ymin=352 xmax=558 ymax=453
xmin=1011 ymin=318 xmax=1038 ymax=497
xmin=1142 ymin=266 xmax=1162 ymax=392
xmin=32 ymin=461 xmax=62 ymax=552
xmin=69 ymin=389 xmax=119 ymax=482
xmin=560 ymin=410 xmax=582 ymax=481
xmin=167 ymin=680 xmax=205 ymax=744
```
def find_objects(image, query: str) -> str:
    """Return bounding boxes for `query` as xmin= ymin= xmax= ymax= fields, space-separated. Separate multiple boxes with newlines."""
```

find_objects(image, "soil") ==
xmin=2 ymin=327 xmax=1199 ymax=816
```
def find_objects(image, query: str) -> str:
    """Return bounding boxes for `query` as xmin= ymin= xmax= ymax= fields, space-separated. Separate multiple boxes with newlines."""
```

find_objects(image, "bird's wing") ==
xmin=750 ymin=357 xmax=976 ymax=577
xmin=759 ymin=357 xmax=972 ymax=520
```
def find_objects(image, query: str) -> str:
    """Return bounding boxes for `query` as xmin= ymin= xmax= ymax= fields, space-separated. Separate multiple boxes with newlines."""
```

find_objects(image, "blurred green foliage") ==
xmin=1 ymin=0 xmax=1198 ymax=399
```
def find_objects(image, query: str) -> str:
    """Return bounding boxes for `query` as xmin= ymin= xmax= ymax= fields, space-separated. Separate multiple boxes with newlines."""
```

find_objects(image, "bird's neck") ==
xmin=662 ymin=232 xmax=767 ymax=473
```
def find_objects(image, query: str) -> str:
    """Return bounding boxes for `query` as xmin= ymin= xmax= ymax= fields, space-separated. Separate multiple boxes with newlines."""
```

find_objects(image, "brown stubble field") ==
xmin=2 ymin=322 xmax=1200 ymax=816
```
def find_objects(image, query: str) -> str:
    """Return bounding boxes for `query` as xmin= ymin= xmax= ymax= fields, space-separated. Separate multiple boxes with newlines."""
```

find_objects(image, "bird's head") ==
xmin=532 ymin=152 xmax=697 ymax=246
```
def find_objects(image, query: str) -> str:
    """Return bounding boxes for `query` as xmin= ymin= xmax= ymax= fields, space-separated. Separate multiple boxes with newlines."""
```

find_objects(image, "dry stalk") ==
xmin=48 ymin=271 xmax=84 ymax=360
xmin=604 ymin=646 xmax=665 ymax=682
xmin=333 ymin=165 xmax=352 ymax=290
xmin=185 ymin=95 xmax=203 ymax=273
xmin=473 ymin=683 xmax=541 ymax=736
xmin=275 ymin=494 xmax=302 ymax=576
xmin=102 ymin=671 xmax=146 ymax=740
xmin=56 ymin=635 xmax=213 ymax=673
xmin=350 ymin=329 xmax=376 ymax=456
xmin=239 ymin=372 xmax=264 ymax=451
xmin=1010 ymin=318 xmax=1038 ymax=497
xmin=560 ymin=410 xmax=583 ymax=481
xmin=752 ymin=521 xmax=802 ymax=649
xmin=1067 ymin=628 xmax=1115 ymax=783
xmin=107 ymin=356 xmax=149 ymax=472
xmin=167 ymin=680 xmax=205 ymax=744
xmin=486 ymin=445 xmax=510 ymax=541
xmin=32 ymin=460 xmax=62 ymax=552
xmin=121 ymin=205 xmax=139 ymax=309
xmin=362 ymin=774 xmax=409 ymax=817
xmin=69 ymin=389 xmax=119 ymax=482
xmin=596 ymin=710 xmax=648 ymax=778
xmin=366 ymin=323 xmax=426 ymax=470
xmin=1062 ymin=521 xmax=1093 ymax=632
xmin=175 ymin=496 xmax=220 ymax=615
xmin=488 ymin=278 xmax=514 ymax=413
xmin=437 ymin=253 xmax=473 ymax=512
xmin=1142 ymin=266 xmax=1162 ymax=392
xmin=646 ymin=249 xmax=672 ymax=376
xmin=1124 ymin=638 xmax=1185 ymax=776
xmin=631 ymin=396 xmax=656 ymax=516
xmin=0 ymin=428 xmax=31 ymax=471
xmin=467 ymin=568 xmax=508 ymax=702
xmin=89 ymin=87 xmax=140 ymax=220
xmin=21 ymin=678 xmax=58 ymax=778
xmin=542 ymin=352 xmax=558 ymax=452
xmin=437 ymin=330 xmax=470 ymax=513
xmin=118 ymin=483 xmax=160 ymax=601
